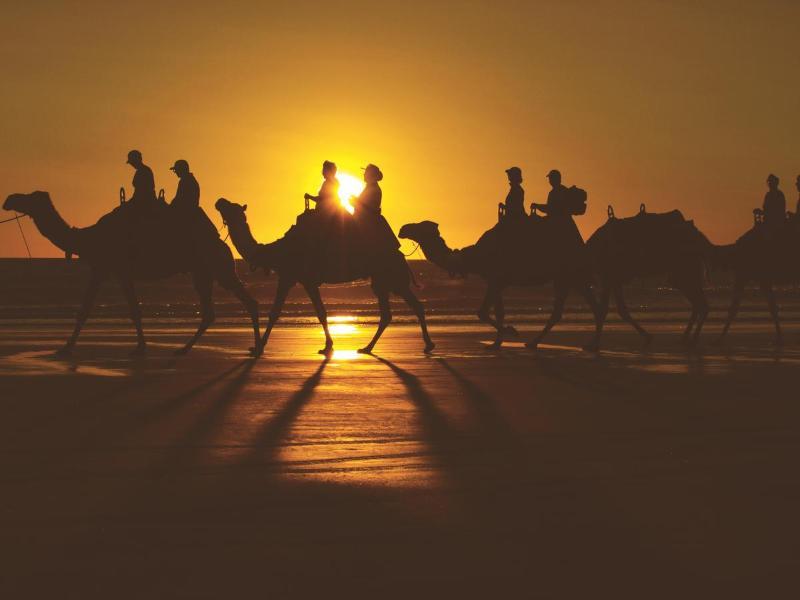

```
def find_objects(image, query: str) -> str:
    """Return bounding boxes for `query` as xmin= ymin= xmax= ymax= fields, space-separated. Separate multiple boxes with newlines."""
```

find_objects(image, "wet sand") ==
xmin=1 ymin=321 xmax=799 ymax=597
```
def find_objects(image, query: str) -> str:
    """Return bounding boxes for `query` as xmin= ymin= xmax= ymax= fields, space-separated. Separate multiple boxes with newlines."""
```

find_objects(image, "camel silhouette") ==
xmin=398 ymin=218 xmax=603 ymax=351
xmin=3 ymin=191 xmax=261 ymax=356
xmin=214 ymin=198 xmax=434 ymax=355
xmin=714 ymin=217 xmax=800 ymax=346
xmin=587 ymin=204 xmax=714 ymax=347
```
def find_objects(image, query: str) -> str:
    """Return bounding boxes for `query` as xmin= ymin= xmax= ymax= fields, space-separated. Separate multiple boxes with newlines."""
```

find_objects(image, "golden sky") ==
xmin=2 ymin=0 xmax=799 ymax=257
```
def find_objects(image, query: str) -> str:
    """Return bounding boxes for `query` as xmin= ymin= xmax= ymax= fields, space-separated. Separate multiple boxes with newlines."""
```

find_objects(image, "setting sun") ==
xmin=334 ymin=172 xmax=364 ymax=214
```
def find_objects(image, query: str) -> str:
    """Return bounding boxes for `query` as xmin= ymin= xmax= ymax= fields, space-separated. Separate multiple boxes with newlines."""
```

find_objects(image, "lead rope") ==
xmin=1 ymin=213 xmax=33 ymax=259
xmin=402 ymin=241 xmax=420 ymax=257
xmin=221 ymin=220 xmax=230 ymax=243
xmin=16 ymin=213 xmax=32 ymax=259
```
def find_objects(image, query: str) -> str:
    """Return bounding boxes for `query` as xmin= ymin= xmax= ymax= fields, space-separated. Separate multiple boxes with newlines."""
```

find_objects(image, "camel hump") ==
xmin=588 ymin=206 xmax=701 ymax=256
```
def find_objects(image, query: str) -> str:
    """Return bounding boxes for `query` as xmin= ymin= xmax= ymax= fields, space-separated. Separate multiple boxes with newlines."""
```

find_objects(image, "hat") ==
xmin=505 ymin=166 xmax=522 ymax=178
xmin=546 ymin=169 xmax=561 ymax=179
xmin=362 ymin=163 xmax=384 ymax=181
xmin=170 ymin=159 xmax=190 ymax=172
xmin=126 ymin=149 xmax=142 ymax=164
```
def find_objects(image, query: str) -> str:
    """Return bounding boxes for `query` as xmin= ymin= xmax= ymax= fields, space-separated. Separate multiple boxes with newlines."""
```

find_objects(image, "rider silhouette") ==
xmin=305 ymin=161 xmax=340 ymax=215
xmin=126 ymin=150 xmax=157 ymax=208
xmin=169 ymin=159 xmax=200 ymax=211
xmin=763 ymin=174 xmax=786 ymax=230
xmin=353 ymin=164 xmax=383 ymax=216
xmin=503 ymin=167 xmax=525 ymax=219
xmin=532 ymin=169 xmax=569 ymax=217
xmin=353 ymin=164 xmax=399 ymax=256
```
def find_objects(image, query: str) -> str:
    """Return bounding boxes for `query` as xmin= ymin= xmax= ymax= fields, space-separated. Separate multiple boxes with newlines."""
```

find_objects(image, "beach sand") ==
xmin=1 ymin=321 xmax=799 ymax=597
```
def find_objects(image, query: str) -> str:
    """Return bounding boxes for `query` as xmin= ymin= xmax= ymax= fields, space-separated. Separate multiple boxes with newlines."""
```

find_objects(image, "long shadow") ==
xmin=242 ymin=357 xmax=330 ymax=466
xmin=370 ymin=355 xmax=455 ymax=445
xmin=158 ymin=359 xmax=257 ymax=470
xmin=434 ymin=357 xmax=514 ymax=440
xmin=74 ymin=359 xmax=255 ymax=450
xmin=371 ymin=355 xmax=538 ymax=511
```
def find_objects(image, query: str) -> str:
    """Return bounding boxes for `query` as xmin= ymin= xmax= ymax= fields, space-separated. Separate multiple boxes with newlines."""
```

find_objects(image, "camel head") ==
xmin=399 ymin=221 xmax=441 ymax=243
xmin=215 ymin=197 xmax=248 ymax=226
xmin=4 ymin=191 xmax=51 ymax=216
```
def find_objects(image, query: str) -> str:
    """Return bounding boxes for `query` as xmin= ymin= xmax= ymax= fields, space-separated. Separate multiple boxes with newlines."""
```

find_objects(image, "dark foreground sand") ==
xmin=1 ymin=322 xmax=799 ymax=598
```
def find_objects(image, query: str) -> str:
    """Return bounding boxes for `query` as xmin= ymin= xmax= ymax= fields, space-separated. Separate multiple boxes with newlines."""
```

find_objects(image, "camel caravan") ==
xmin=4 ymin=153 xmax=800 ymax=357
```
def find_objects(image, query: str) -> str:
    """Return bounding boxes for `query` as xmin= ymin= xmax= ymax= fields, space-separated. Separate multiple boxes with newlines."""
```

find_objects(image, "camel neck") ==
xmin=418 ymin=234 xmax=465 ymax=274
xmin=226 ymin=216 xmax=262 ymax=263
xmin=31 ymin=203 xmax=80 ymax=255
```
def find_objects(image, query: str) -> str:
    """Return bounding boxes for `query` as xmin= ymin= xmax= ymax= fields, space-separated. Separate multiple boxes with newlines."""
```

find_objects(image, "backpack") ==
xmin=565 ymin=186 xmax=587 ymax=215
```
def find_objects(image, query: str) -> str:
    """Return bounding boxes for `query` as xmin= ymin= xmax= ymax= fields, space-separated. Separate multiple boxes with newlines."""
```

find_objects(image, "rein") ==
xmin=402 ymin=241 xmax=420 ymax=257
xmin=1 ymin=213 xmax=32 ymax=258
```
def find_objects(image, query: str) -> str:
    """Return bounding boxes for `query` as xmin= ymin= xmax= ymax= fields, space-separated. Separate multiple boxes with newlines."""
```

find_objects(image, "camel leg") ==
xmin=691 ymin=292 xmax=710 ymax=347
xmin=303 ymin=283 xmax=333 ymax=355
xmin=477 ymin=286 xmax=500 ymax=331
xmin=119 ymin=277 xmax=146 ymax=355
xmin=176 ymin=272 xmax=216 ymax=356
xmin=261 ymin=279 xmax=293 ymax=349
xmin=596 ymin=284 xmax=611 ymax=346
xmin=614 ymin=285 xmax=653 ymax=346
xmin=220 ymin=277 xmax=261 ymax=356
xmin=526 ymin=282 xmax=568 ymax=350
xmin=761 ymin=281 xmax=783 ymax=346
xmin=57 ymin=272 xmax=103 ymax=356
xmin=476 ymin=283 xmax=516 ymax=338
xmin=715 ymin=278 xmax=745 ymax=345
xmin=358 ymin=290 xmax=392 ymax=354
xmin=396 ymin=286 xmax=435 ymax=354
xmin=679 ymin=283 xmax=709 ymax=347
xmin=579 ymin=283 xmax=603 ymax=352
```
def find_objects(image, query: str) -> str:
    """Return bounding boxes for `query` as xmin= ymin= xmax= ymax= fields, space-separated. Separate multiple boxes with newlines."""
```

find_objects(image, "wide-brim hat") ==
xmin=362 ymin=163 xmax=384 ymax=181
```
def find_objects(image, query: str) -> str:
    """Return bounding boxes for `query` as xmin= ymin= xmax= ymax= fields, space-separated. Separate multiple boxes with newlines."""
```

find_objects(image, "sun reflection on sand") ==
xmin=331 ymin=349 xmax=362 ymax=361
xmin=327 ymin=315 xmax=359 ymax=336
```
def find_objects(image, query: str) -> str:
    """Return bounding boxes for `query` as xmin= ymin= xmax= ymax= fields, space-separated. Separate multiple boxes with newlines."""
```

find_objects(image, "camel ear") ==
xmin=243 ymin=204 xmax=248 ymax=211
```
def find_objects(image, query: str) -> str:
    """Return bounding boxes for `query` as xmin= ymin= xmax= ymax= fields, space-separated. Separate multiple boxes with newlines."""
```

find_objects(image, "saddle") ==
xmin=285 ymin=208 xmax=402 ymax=281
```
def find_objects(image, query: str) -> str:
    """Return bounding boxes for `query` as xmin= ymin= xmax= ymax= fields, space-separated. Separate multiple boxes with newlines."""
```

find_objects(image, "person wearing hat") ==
xmin=762 ymin=174 xmax=786 ymax=231
xmin=352 ymin=164 xmax=384 ymax=216
xmin=169 ymin=159 xmax=200 ymax=212
xmin=126 ymin=150 xmax=157 ymax=208
xmin=532 ymin=169 xmax=569 ymax=217
xmin=352 ymin=163 xmax=400 ymax=256
xmin=503 ymin=167 xmax=525 ymax=219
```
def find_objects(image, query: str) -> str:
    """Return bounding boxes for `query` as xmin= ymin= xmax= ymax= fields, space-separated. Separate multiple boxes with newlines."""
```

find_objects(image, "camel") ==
xmin=398 ymin=216 xmax=604 ymax=350
xmin=586 ymin=204 xmax=714 ymax=347
xmin=3 ymin=191 xmax=261 ymax=356
xmin=214 ymin=198 xmax=434 ymax=355
xmin=714 ymin=217 xmax=800 ymax=346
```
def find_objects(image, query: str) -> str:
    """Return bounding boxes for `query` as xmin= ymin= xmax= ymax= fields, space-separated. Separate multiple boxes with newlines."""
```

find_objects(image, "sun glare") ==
xmin=335 ymin=172 xmax=364 ymax=214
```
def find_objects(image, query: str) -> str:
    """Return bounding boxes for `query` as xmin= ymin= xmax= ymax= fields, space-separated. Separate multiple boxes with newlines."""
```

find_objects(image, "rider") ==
xmin=762 ymin=174 xmax=786 ymax=231
xmin=126 ymin=150 xmax=157 ymax=208
xmin=503 ymin=167 xmax=525 ymax=219
xmin=352 ymin=164 xmax=399 ymax=256
xmin=305 ymin=161 xmax=340 ymax=215
xmin=531 ymin=169 xmax=569 ymax=217
xmin=169 ymin=159 xmax=200 ymax=211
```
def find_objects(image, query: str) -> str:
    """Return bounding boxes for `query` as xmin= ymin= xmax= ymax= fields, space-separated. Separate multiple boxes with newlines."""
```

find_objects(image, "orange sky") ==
xmin=2 ymin=0 xmax=799 ymax=257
